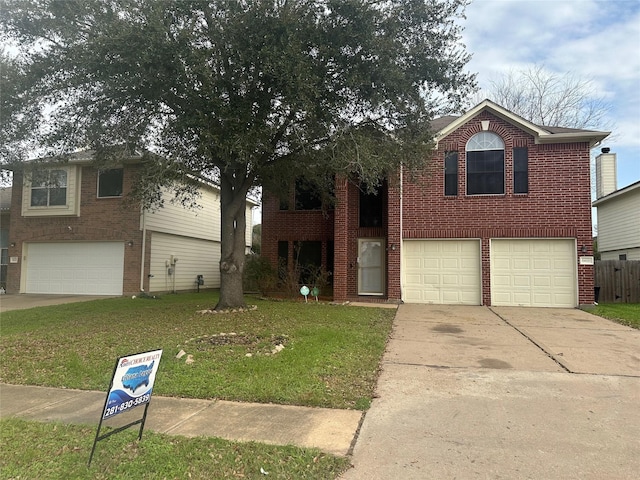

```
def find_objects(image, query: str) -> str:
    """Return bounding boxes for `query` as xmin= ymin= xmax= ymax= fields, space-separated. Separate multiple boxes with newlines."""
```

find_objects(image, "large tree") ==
xmin=482 ymin=64 xmax=612 ymax=130
xmin=0 ymin=0 xmax=476 ymax=309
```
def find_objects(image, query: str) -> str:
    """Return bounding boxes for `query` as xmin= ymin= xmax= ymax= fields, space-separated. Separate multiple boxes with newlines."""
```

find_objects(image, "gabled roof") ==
xmin=592 ymin=180 xmax=640 ymax=207
xmin=433 ymin=99 xmax=610 ymax=148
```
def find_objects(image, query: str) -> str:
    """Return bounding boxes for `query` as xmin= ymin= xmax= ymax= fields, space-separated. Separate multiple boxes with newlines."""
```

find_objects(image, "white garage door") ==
xmin=25 ymin=242 xmax=124 ymax=295
xmin=403 ymin=240 xmax=481 ymax=305
xmin=491 ymin=239 xmax=576 ymax=307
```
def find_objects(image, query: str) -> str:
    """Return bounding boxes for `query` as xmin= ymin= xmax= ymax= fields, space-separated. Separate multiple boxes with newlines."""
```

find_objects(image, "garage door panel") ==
xmin=403 ymin=240 xmax=481 ymax=305
xmin=491 ymin=239 xmax=576 ymax=307
xmin=25 ymin=242 xmax=124 ymax=295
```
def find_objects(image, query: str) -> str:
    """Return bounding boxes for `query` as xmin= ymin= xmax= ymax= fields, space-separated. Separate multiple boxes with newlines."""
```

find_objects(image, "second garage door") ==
xmin=25 ymin=242 xmax=125 ymax=295
xmin=402 ymin=240 xmax=481 ymax=305
xmin=490 ymin=239 xmax=577 ymax=307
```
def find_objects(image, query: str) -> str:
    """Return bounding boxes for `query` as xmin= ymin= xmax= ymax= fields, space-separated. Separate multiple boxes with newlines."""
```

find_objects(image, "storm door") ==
xmin=357 ymin=238 xmax=385 ymax=295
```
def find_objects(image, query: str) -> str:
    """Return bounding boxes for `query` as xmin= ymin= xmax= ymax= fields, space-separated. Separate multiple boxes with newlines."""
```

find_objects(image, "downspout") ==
xmin=139 ymin=209 xmax=147 ymax=292
xmin=399 ymin=166 xmax=404 ymax=300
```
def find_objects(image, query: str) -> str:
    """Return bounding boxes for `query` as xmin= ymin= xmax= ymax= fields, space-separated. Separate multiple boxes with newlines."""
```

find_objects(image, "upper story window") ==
xmin=466 ymin=132 xmax=505 ymax=195
xmin=444 ymin=151 xmax=458 ymax=196
xmin=98 ymin=168 xmax=124 ymax=198
xmin=30 ymin=169 xmax=67 ymax=206
xmin=22 ymin=165 xmax=80 ymax=217
xmin=513 ymin=147 xmax=528 ymax=194
xmin=295 ymin=178 xmax=323 ymax=210
xmin=359 ymin=186 xmax=385 ymax=227
xmin=280 ymin=176 xmax=334 ymax=211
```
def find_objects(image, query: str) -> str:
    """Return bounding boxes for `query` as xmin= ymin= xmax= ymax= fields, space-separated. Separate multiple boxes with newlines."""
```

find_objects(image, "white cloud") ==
xmin=460 ymin=0 xmax=640 ymax=186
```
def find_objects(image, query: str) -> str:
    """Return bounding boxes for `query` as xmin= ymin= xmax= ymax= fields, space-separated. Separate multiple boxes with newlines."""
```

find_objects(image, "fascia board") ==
xmin=434 ymin=99 xmax=547 ymax=146
xmin=592 ymin=181 xmax=640 ymax=206
xmin=536 ymin=131 xmax=611 ymax=147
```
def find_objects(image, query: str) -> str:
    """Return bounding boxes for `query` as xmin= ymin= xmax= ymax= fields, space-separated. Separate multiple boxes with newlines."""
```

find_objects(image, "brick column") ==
xmin=333 ymin=176 xmax=349 ymax=301
xmin=387 ymin=173 xmax=402 ymax=301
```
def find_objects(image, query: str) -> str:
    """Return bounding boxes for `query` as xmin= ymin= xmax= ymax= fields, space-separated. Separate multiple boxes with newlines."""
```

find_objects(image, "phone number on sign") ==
xmin=104 ymin=394 xmax=151 ymax=417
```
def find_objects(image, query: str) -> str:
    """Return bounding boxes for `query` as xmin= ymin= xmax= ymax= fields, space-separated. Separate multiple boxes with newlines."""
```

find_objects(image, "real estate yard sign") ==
xmin=102 ymin=350 xmax=162 ymax=419
xmin=88 ymin=349 xmax=163 ymax=466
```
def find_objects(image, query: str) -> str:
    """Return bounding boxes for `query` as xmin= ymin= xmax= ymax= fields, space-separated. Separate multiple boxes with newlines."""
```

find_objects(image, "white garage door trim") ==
xmin=402 ymin=239 xmax=481 ymax=305
xmin=490 ymin=238 xmax=577 ymax=307
xmin=24 ymin=242 xmax=124 ymax=295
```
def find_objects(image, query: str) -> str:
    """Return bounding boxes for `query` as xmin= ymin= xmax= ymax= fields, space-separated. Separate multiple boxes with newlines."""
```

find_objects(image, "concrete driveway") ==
xmin=0 ymin=294 xmax=114 ymax=313
xmin=341 ymin=305 xmax=640 ymax=480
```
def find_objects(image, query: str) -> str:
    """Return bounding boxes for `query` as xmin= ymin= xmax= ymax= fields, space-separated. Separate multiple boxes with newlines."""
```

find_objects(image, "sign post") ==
xmin=88 ymin=349 xmax=163 ymax=466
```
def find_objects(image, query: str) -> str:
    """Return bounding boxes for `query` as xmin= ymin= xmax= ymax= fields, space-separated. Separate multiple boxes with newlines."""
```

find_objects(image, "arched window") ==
xmin=466 ymin=132 xmax=505 ymax=195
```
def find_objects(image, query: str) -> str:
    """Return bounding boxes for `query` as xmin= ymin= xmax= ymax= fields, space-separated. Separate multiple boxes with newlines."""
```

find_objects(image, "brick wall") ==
xmin=397 ymin=112 xmax=594 ymax=305
xmin=7 ymin=165 xmax=143 ymax=294
xmin=262 ymin=111 xmax=595 ymax=305
xmin=261 ymin=189 xmax=335 ymax=289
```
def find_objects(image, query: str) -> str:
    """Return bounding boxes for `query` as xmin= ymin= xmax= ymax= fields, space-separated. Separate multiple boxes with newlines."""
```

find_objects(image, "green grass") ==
xmin=0 ymin=293 xmax=395 ymax=410
xmin=0 ymin=417 xmax=350 ymax=479
xmin=591 ymin=303 xmax=640 ymax=329
xmin=0 ymin=294 xmax=392 ymax=478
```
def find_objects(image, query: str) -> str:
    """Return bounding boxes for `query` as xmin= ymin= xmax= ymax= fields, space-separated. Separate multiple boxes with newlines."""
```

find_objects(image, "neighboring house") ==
xmin=592 ymin=149 xmax=640 ymax=260
xmin=6 ymin=151 xmax=255 ymax=296
xmin=0 ymin=187 xmax=11 ymax=290
xmin=262 ymin=99 xmax=610 ymax=307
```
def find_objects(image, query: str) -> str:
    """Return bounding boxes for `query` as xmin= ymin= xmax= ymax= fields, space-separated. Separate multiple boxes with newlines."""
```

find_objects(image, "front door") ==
xmin=358 ymin=238 xmax=385 ymax=295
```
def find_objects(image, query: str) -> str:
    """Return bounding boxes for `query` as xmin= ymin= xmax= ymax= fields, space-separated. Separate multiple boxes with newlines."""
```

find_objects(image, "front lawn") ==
xmin=591 ymin=303 xmax=640 ymax=329
xmin=0 ymin=417 xmax=350 ymax=479
xmin=0 ymin=293 xmax=395 ymax=410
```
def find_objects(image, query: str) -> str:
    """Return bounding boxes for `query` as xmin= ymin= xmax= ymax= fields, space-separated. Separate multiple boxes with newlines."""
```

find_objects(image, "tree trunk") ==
xmin=215 ymin=173 xmax=249 ymax=310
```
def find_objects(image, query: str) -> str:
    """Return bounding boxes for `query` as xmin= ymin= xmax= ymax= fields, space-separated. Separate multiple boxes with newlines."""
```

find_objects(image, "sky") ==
xmin=461 ymin=0 xmax=640 ymax=191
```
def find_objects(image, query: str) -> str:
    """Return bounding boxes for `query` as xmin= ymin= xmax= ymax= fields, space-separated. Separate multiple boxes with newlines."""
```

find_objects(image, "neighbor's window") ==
xmin=30 ymin=169 xmax=67 ymax=206
xmin=98 ymin=168 xmax=124 ymax=198
xmin=444 ymin=151 xmax=458 ymax=196
xmin=466 ymin=132 xmax=505 ymax=195
xmin=513 ymin=147 xmax=528 ymax=194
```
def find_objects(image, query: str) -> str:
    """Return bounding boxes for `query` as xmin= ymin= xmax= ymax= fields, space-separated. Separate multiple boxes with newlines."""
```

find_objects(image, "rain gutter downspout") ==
xmin=139 ymin=209 xmax=147 ymax=292
xmin=399 ymin=165 xmax=403 ymax=300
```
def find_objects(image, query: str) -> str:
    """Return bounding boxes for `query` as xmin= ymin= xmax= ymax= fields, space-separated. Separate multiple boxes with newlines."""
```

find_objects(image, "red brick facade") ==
xmin=262 ymin=103 xmax=604 ymax=307
xmin=6 ymin=165 xmax=148 ymax=295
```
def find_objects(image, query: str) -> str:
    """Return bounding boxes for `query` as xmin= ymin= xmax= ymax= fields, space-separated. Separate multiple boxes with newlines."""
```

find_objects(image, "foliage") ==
xmin=591 ymin=303 xmax=640 ymax=329
xmin=0 ymin=0 xmax=477 ymax=308
xmin=0 ymin=418 xmax=350 ymax=479
xmin=243 ymin=254 xmax=278 ymax=295
xmin=0 ymin=293 xmax=395 ymax=409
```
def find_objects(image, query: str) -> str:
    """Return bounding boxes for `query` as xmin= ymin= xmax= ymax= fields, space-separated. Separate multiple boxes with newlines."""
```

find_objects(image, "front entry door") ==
xmin=358 ymin=238 xmax=385 ymax=295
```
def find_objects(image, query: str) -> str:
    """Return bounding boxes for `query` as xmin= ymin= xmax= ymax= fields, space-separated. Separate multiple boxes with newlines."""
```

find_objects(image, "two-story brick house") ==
xmin=6 ymin=151 xmax=255 ymax=296
xmin=262 ymin=100 xmax=610 ymax=307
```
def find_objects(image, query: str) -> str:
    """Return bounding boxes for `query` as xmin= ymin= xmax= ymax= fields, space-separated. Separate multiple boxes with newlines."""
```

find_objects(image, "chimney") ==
xmin=595 ymin=148 xmax=617 ymax=199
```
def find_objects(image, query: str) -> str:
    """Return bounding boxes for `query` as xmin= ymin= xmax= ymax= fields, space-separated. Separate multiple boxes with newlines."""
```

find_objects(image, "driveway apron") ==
xmin=341 ymin=304 xmax=640 ymax=480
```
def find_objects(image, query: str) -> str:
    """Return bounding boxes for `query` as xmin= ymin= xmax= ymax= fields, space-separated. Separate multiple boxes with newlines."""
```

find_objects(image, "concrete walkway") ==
xmin=0 ymin=383 xmax=362 ymax=456
xmin=0 ymin=293 xmax=115 ymax=312
xmin=340 ymin=305 xmax=640 ymax=479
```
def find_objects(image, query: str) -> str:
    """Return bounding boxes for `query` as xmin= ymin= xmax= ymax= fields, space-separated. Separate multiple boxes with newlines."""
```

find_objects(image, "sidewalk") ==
xmin=0 ymin=383 xmax=362 ymax=456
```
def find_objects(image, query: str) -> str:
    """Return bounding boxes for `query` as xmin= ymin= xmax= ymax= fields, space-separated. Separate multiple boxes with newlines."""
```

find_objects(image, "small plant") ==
xmin=243 ymin=254 xmax=278 ymax=295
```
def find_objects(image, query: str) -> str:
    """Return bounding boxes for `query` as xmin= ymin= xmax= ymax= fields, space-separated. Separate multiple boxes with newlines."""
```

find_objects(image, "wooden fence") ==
xmin=594 ymin=260 xmax=640 ymax=303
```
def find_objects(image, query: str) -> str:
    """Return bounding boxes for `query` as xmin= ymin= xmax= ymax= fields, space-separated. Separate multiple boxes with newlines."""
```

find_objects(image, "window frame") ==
xmin=97 ymin=168 xmax=124 ymax=198
xmin=513 ymin=147 xmax=529 ymax=194
xmin=465 ymin=132 xmax=505 ymax=196
xmin=30 ymin=169 xmax=68 ymax=207
xmin=444 ymin=151 xmax=458 ymax=196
